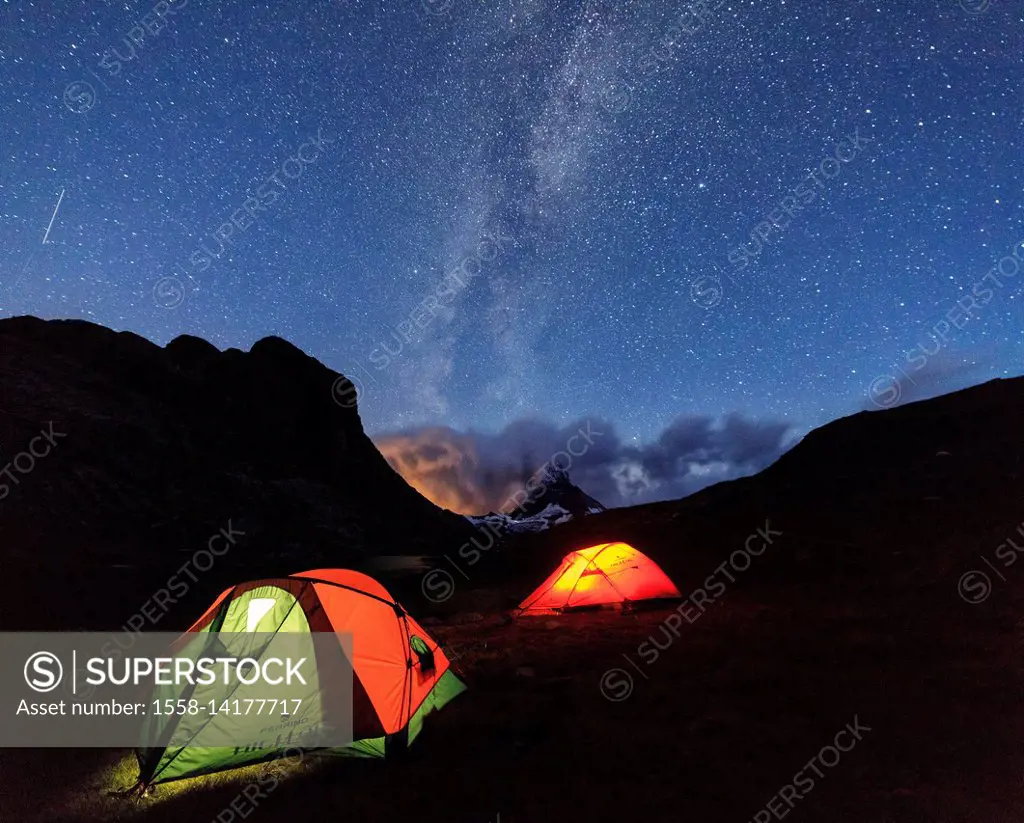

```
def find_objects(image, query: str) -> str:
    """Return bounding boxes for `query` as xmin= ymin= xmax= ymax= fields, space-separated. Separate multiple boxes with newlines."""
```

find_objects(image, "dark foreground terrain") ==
xmin=1 ymin=319 xmax=1022 ymax=822
xmin=3 ymin=586 xmax=1022 ymax=823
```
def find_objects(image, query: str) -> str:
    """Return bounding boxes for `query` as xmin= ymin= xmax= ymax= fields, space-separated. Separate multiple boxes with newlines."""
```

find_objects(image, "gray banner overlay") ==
xmin=1 ymin=633 xmax=353 ymax=748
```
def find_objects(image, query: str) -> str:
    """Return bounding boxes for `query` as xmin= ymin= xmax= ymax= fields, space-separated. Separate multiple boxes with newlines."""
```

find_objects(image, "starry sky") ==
xmin=1 ymin=1 xmax=1022 ymax=507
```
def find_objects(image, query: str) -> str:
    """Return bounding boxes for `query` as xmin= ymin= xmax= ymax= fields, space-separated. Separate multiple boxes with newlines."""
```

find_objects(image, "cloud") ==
xmin=374 ymin=412 xmax=795 ymax=514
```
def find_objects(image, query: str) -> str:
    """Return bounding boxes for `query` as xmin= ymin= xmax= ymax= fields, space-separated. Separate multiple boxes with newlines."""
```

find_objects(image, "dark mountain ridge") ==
xmin=3 ymin=314 xmax=1022 ymax=632
xmin=457 ymin=373 xmax=1024 ymax=612
xmin=0 ymin=316 xmax=474 ymax=629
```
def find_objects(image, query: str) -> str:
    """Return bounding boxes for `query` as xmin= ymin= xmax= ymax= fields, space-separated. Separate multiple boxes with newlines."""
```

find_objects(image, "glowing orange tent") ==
xmin=135 ymin=569 xmax=465 ymax=786
xmin=518 ymin=542 xmax=681 ymax=614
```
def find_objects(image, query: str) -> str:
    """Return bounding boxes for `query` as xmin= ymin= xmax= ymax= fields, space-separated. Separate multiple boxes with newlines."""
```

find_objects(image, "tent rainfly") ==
xmin=134 ymin=568 xmax=465 ymax=787
xmin=518 ymin=543 xmax=681 ymax=614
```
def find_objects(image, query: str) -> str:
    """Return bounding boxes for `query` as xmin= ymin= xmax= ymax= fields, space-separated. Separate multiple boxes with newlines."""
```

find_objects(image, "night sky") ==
xmin=1 ymin=1 xmax=1022 ymax=507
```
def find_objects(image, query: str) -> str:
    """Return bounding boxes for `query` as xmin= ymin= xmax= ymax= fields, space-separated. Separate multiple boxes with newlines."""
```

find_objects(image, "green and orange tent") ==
xmin=518 ymin=542 xmax=680 ymax=614
xmin=136 ymin=569 xmax=465 ymax=786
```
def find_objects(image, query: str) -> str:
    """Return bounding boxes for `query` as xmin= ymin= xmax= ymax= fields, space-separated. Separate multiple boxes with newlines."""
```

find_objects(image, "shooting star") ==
xmin=42 ymin=188 xmax=65 ymax=245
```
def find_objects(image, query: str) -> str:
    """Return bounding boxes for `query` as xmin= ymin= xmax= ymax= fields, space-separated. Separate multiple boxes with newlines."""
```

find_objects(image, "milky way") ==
xmin=1 ymin=1 xmax=1021 ymax=505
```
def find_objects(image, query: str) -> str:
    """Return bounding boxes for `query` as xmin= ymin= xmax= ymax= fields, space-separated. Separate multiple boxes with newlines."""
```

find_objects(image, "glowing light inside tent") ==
xmin=246 ymin=598 xmax=277 ymax=632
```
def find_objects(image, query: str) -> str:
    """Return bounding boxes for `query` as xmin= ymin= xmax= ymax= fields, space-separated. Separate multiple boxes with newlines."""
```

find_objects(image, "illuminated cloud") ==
xmin=375 ymin=413 xmax=794 ymax=514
